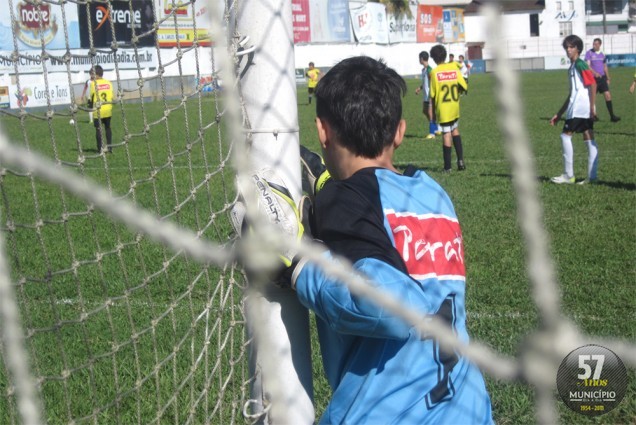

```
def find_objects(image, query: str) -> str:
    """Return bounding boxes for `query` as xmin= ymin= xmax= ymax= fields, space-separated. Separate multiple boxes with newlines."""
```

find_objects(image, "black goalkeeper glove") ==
xmin=230 ymin=168 xmax=306 ymax=288
xmin=300 ymin=145 xmax=331 ymax=198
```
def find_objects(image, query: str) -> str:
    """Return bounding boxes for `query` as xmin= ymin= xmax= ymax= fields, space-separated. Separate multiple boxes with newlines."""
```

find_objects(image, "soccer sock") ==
xmin=560 ymin=133 xmax=574 ymax=178
xmin=585 ymin=139 xmax=598 ymax=180
xmin=452 ymin=135 xmax=464 ymax=162
xmin=429 ymin=121 xmax=436 ymax=135
xmin=96 ymin=129 xmax=102 ymax=152
xmin=605 ymin=100 xmax=614 ymax=117
xmin=106 ymin=127 xmax=113 ymax=150
xmin=443 ymin=145 xmax=452 ymax=170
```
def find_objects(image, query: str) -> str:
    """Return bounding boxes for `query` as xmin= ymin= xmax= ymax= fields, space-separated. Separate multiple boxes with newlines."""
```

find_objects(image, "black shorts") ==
xmin=563 ymin=118 xmax=593 ymax=134
xmin=308 ymin=87 xmax=316 ymax=94
xmin=595 ymin=76 xmax=609 ymax=93
xmin=93 ymin=116 xmax=111 ymax=128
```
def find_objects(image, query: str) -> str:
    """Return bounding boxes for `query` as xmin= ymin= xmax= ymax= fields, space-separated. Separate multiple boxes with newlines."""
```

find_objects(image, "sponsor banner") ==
xmin=9 ymin=73 xmax=71 ymax=109
xmin=0 ymin=86 xmax=9 ymax=108
xmin=0 ymin=0 xmax=80 ymax=50
xmin=0 ymin=48 xmax=158 ymax=73
xmin=309 ymin=0 xmax=351 ymax=43
xmin=295 ymin=68 xmax=307 ymax=84
xmin=468 ymin=59 xmax=485 ymax=74
xmin=545 ymin=56 xmax=571 ymax=70
xmin=416 ymin=5 xmax=443 ymax=43
xmin=156 ymin=28 xmax=211 ymax=48
xmin=157 ymin=0 xmax=212 ymax=47
xmin=350 ymin=2 xmax=389 ymax=45
xmin=607 ymin=53 xmax=636 ymax=68
xmin=387 ymin=5 xmax=417 ymax=43
xmin=442 ymin=8 xmax=464 ymax=43
xmin=79 ymin=0 xmax=155 ymax=48
xmin=293 ymin=0 xmax=311 ymax=43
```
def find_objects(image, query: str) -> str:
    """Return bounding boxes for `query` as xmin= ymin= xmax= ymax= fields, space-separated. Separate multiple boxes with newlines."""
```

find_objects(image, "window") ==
xmin=556 ymin=1 xmax=562 ymax=11
xmin=585 ymin=0 xmax=625 ymax=15
xmin=568 ymin=1 xmax=574 ymax=11
xmin=559 ymin=21 xmax=573 ymax=37
xmin=530 ymin=14 xmax=540 ymax=37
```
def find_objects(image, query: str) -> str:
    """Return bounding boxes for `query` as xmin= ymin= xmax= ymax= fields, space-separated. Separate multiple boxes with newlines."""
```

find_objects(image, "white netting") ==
xmin=0 ymin=1 xmax=634 ymax=425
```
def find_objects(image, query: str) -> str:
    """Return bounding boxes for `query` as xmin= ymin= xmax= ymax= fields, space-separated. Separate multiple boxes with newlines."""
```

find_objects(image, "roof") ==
xmin=463 ymin=0 xmax=546 ymax=15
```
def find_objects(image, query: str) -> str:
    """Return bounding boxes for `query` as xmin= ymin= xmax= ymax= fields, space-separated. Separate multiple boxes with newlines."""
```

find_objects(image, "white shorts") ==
xmin=438 ymin=119 xmax=459 ymax=134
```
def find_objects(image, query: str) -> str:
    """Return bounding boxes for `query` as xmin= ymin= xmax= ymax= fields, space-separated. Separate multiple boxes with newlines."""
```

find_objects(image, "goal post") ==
xmin=230 ymin=0 xmax=314 ymax=423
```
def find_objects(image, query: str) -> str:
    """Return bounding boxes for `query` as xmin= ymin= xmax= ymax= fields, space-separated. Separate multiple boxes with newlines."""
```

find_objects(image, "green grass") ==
xmin=0 ymin=66 xmax=634 ymax=424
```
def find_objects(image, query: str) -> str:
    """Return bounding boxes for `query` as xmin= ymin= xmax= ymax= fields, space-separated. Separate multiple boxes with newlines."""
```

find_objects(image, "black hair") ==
xmin=593 ymin=38 xmax=602 ymax=44
xmin=562 ymin=35 xmax=583 ymax=54
xmin=430 ymin=44 xmax=447 ymax=65
xmin=315 ymin=56 xmax=406 ymax=158
xmin=419 ymin=51 xmax=429 ymax=61
xmin=94 ymin=65 xmax=104 ymax=77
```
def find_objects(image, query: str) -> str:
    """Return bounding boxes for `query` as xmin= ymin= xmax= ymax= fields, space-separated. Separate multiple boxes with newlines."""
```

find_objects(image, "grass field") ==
xmin=0 ymin=66 xmax=634 ymax=424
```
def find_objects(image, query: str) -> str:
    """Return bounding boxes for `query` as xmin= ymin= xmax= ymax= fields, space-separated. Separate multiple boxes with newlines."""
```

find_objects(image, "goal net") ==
xmin=0 ymin=1 xmax=634 ymax=425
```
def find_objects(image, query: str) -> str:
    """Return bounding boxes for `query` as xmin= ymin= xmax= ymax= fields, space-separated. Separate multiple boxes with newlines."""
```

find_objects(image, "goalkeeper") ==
xmin=234 ymin=56 xmax=492 ymax=424
xmin=247 ymin=56 xmax=493 ymax=424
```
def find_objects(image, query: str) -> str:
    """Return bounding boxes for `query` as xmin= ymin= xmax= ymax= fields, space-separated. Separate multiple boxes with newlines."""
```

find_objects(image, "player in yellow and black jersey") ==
xmin=429 ymin=45 xmax=468 ymax=172
xmin=89 ymin=65 xmax=114 ymax=153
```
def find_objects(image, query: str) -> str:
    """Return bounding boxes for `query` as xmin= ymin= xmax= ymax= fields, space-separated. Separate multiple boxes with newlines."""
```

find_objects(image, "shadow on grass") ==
xmin=538 ymin=117 xmax=634 ymax=137
xmin=593 ymin=130 xmax=635 ymax=137
xmin=395 ymin=163 xmax=435 ymax=173
xmin=482 ymin=173 xmax=636 ymax=191
xmin=403 ymin=133 xmax=422 ymax=140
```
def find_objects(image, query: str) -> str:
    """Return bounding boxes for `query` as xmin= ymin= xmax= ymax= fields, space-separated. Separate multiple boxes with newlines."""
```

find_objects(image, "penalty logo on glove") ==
xmin=231 ymin=169 xmax=304 ymax=268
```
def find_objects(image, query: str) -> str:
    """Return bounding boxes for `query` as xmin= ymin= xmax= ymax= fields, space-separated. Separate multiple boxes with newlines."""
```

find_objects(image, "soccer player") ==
xmin=414 ymin=51 xmax=438 ymax=140
xmin=585 ymin=38 xmax=620 ymax=122
xmin=550 ymin=34 xmax=599 ymax=185
xmin=295 ymin=56 xmax=493 ymax=424
xmin=458 ymin=54 xmax=471 ymax=93
xmin=305 ymin=62 xmax=321 ymax=105
xmin=429 ymin=44 xmax=468 ymax=172
xmin=80 ymin=68 xmax=95 ymax=123
xmin=89 ymin=65 xmax=114 ymax=153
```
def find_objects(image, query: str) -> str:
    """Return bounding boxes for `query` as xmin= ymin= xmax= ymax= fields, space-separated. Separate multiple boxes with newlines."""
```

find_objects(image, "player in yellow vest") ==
xmin=429 ymin=45 xmax=468 ymax=172
xmin=305 ymin=62 xmax=321 ymax=105
xmin=89 ymin=65 xmax=114 ymax=153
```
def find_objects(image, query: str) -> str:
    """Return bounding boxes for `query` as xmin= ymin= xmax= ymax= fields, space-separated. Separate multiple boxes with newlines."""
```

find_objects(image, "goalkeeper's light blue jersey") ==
xmin=295 ymin=167 xmax=493 ymax=425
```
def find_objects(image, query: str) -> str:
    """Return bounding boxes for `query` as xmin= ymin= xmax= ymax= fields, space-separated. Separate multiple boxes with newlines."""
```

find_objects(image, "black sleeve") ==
xmin=312 ymin=169 xmax=407 ymax=274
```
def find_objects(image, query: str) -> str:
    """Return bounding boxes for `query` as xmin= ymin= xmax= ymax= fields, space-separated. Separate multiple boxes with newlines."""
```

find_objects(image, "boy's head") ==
xmin=308 ymin=62 xmax=315 ymax=68
xmin=458 ymin=55 xmax=465 ymax=62
xmin=315 ymin=56 xmax=406 ymax=159
xmin=448 ymin=53 xmax=455 ymax=62
xmin=592 ymin=38 xmax=602 ymax=51
xmin=430 ymin=44 xmax=447 ymax=65
xmin=418 ymin=51 xmax=429 ymax=65
xmin=562 ymin=35 xmax=583 ymax=54
xmin=94 ymin=65 xmax=104 ymax=77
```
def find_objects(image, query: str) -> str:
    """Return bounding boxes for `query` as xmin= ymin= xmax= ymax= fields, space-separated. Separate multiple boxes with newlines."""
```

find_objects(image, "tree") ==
xmin=370 ymin=0 xmax=413 ymax=19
